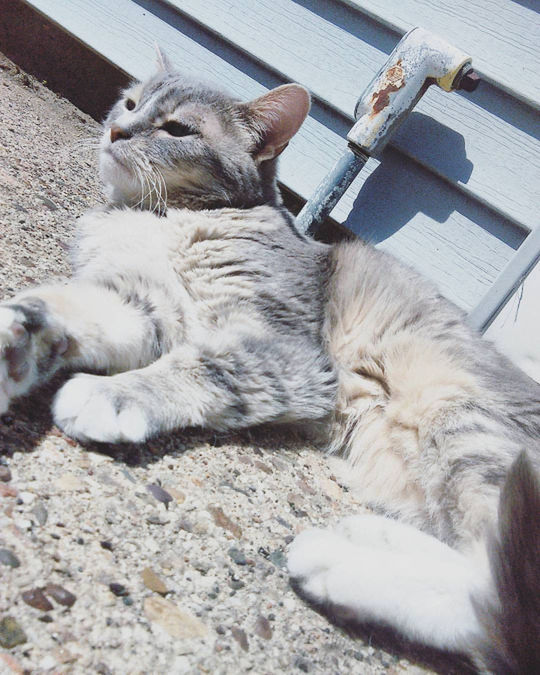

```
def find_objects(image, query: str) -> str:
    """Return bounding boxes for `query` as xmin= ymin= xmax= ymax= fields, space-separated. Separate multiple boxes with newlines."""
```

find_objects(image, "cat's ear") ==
xmin=154 ymin=43 xmax=174 ymax=73
xmin=243 ymin=84 xmax=311 ymax=162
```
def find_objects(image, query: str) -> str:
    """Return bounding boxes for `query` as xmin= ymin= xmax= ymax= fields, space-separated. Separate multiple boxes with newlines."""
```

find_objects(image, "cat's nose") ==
xmin=110 ymin=125 xmax=131 ymax=143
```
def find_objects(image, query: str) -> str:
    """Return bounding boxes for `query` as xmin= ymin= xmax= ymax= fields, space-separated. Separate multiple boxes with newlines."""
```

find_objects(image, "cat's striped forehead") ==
xmin=122 ymin=73 xmax=238 ymax=118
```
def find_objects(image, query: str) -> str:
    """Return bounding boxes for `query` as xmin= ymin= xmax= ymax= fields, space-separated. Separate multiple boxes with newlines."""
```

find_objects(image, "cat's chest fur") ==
xmin=72 ymin=205 xmax=329 ymax=342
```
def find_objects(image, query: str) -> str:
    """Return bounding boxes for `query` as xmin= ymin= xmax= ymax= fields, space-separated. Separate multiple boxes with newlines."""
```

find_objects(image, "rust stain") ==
xmin=370 ymin=60 xmax=405 ymax=117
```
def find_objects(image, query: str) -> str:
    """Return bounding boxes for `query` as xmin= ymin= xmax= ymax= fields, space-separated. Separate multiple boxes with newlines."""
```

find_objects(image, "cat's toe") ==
xmin=53 ymin=374 xmax=149 ymax=443
xmin=287 ymin=527 xmax=355 ymax=580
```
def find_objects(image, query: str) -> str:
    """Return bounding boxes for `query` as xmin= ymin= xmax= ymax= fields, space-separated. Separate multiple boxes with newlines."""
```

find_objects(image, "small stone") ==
xmin=0 ymin=466 xmax=11 ymax=482
xmin=319 ymin=477 xmax=342 ymax=500
xmin=176 ymin=518 xmax=193 ymax=533
xmin=121 ymin=469 xmax=137 ymax=483
xmin=231 ymin=626 xmax=249 ymax=652
xmin=146 ymin=484 xmax=173 ymax=508
xmin=193 ymin=560 xmax=211 ymax=575
xmin=0 ymin=548 xmax=20 ymax=568
xmin=228 ymin=579 xmax=245 ymax=590
xmin=53 ymin=647 xmax=77 ymax=664
xmin=268 ymin=550 xmax=287 ymax=570
xmin=22 ymin=588 xmax=53 ymax=611
xmin=164 ymin=487 xmax=185 ymax=503
xmin=254 ymin=615 xmax=272 ymax=640
xmin=215 ymin=624 xmax=226 ymax=635
xmin=109 ymin=583 xmax=128 ymax=597
xmin=39 ymin=196 xmax=58 ymax=210
xmin=294 ymin=657 xmax=311 ymax=672
xmin=228 ymin=547 xmax=247 ymax=565
xmin=0 ymin=484 xmax=17 ymax=498
xmin=146 ymin=513 xmax=169 ymax=525
xmin=44 ymin=583 xmax=77 ymax=607
xmin=254 ymin=460 xmax=272 ymax=474
xmin=144 ymin=596 xmax=207 ymax=638
xmin=96 ymin=663 xmax=113 ymax=675
xmin=18 ymin=491 xmax=35 ymax=505
xmin=38 ymin=614 xmax=54 ymax=623
xmin=208 ymin=505 xmax=242 ymax=539
xmin=100 ymin=541 xmax=114 ymax=551
xmin=54 ymin=473 xmax=83 ymax=491
xmin=123 ymin=597 xmax=134 ymax=606
xmin=39 ymin=655 xmax=57 ymax=670
xmin=141 ymin=567 xmax=168 ymax=595
xmin=0 ymin=617 xmax=27 ymax=648
xmin=32 ymin=502 xmax=48 ymax=526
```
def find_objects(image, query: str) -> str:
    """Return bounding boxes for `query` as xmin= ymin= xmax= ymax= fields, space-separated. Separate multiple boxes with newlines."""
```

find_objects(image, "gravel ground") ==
xmin=0 ymin=54 xmax=468 ymax=674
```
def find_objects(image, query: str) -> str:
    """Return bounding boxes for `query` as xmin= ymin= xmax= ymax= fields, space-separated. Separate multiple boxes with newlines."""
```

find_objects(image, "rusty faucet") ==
xmin=296 ymin=27 xmax=480 ymax=235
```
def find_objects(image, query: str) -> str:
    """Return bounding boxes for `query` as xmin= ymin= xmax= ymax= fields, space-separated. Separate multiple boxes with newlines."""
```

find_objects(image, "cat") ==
xmin=0 ymin=52 xmax=538 ymax=672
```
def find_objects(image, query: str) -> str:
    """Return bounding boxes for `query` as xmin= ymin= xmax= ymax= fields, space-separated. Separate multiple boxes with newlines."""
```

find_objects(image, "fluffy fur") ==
xmin=0 ymin=57 xmax=538 ymax=672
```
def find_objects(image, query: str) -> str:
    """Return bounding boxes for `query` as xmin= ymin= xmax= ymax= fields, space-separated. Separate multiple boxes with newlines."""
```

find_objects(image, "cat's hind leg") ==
xmin=288 ymin=514 xmax=487 ymax=653
xmin=0 ymin=283 xmax=160 ymax=414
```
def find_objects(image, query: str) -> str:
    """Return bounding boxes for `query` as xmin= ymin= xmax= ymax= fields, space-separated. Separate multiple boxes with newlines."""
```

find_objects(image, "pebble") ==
xmin=268 ymin=550 xmax=287 ymax=570
xmin=0 ymin=465 xmax=12 ymax=482
xmin=18 ymin=490 xmax=35 ymax=504
xmin=100 ymin=540 xmax=114 ymax=551
xmin=54 ymin=473 xmax=84 ymax=491
xmin=146 ymin=513 xmax=169 ymax=525
xmin=0 ymin=548 xmax=20 ymax=568
xmin=294 ymin=656 xmax=311 ymax=672
xmin=21 ymin=588 xmax=53 ymax=611
xmin=164 ymin=487 xmax=186 ymax=504
xmin=0 ymin=617 xmax=27 ymax=648
xmin=146 ymin=484 xmax=173 ymax=508
xmin=254 ymin=615 xmax=272 ymax=640
xmin=208 ymin=505 xmax=242 ymax=539
xmin=0 ymin=483 xmax=18 ymax=498
xmin=31 ymin=502 xmax=48 ymax=526
xmin=228 ymin=547 xmax=247 ymax=566
xmin=44 ymin=583 xmax=77 ymax=607
xmin=141 ymin=567 xmax=169 ymax=595
xmin=193 ymin=560 xmax=211 ymax=575
xmin=231 ymin=626 xmax=249 ymax=652
xmin=109 ymin=583 xmax=129 ymax=597
xmin=144 ymin=596 xmax=207 ymax=639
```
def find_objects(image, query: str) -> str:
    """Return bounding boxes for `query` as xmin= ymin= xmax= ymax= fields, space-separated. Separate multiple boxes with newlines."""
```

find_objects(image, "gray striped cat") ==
xmin=0 ymin=55 xmax=538 ymax=672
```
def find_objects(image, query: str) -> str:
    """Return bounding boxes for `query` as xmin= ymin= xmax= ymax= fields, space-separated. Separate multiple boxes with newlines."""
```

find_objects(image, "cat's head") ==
xmin=99 ymin=51 xmax=310 ymax=212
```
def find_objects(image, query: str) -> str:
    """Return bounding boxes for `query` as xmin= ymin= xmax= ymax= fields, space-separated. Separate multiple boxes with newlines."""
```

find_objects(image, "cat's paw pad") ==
xmin=53 ymin=374 xmax=149 ymax=443
xmin=0 ymin=306 xmax=36 ymax=413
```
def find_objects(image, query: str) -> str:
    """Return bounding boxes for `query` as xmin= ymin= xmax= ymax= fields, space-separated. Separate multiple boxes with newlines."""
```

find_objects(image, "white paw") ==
xmin=0 ymin=307 xmax=35 ymax=414
xmin=53 ymin=374 xmax=149 ymax=443
xmin=288 ymin=528 xmax=359 ymax=601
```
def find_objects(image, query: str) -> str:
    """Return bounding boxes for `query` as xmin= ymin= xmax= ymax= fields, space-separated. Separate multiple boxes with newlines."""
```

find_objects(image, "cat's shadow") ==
xmin=290 ymin=579 xmax=477 ymax=674
xmin=0 ymin=377 xmax=309 ymax=467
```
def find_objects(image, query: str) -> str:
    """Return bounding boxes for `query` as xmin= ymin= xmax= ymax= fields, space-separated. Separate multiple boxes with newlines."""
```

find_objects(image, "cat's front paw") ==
xmin=53 ymin=374 xmax=149 ymax=443
xmin=0 ymin=305 xmax=39 ymax=414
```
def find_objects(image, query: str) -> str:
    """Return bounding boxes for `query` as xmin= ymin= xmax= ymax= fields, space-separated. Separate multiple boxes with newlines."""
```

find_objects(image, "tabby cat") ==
xmin=0 ymin=53 xmax=538 ymax=672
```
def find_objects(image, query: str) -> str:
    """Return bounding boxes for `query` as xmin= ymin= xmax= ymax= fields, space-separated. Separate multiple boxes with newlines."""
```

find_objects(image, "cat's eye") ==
xmin=161 ymin=120 xmax=196 ymax=137
xmin=125 ymin=98 xmax=136 ymax=111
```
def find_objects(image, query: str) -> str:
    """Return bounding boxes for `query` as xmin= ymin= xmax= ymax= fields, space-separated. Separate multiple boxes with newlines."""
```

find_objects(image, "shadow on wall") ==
xmin=0 ymin=0 xmax=130 ymax=121
xmin=343 ymin=116 xmax=524 ymax=252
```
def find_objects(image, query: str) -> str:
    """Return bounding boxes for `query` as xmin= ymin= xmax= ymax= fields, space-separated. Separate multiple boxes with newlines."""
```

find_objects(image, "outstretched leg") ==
xmin=54 ymin=331 xmax=337 ymax=443
xmin=0 ymin=283 xmax=160 ymax=414
xmin=288 ymin=514 xmax=489 ymax=653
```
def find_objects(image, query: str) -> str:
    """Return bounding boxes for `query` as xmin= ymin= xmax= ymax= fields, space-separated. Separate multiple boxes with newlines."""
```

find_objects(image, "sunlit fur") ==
xmin=0 ymin=63 xmax=538 ymax=672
